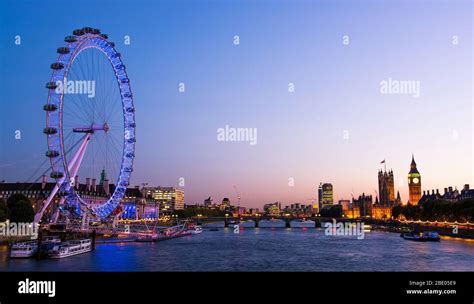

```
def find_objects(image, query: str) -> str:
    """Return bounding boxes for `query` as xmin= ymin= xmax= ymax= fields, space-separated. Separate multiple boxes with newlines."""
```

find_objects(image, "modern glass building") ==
xmin=318 ymin=183 xmax=334 ymax=210
xmin=143 ymin=187 xmax=185 ymax=214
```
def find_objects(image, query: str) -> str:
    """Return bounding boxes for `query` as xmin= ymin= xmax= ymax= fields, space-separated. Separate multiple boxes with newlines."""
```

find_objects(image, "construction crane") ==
xmin=233 ymin=185 xmax=241 ymax=207
xmin=351 ymin=188 xmax=355 ymax=200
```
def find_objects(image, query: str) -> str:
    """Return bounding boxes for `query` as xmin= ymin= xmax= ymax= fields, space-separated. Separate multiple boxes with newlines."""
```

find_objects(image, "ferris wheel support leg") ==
xmin=53 ymin=134 xmax=91 ymax=224
xmin=34 ymin=183 xmax=60 ymax=224
xmin=50 ymin=197 xmax=65 ymax=224
xmin=81 ymin=213 xmax=89 ymax=231
xmin=34 ymin=134 xmax=92 ymax=224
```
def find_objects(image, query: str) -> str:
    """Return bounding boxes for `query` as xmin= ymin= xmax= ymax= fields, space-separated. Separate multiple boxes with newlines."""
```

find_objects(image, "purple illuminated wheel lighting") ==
xmin=43 ymin=27 xmax=136 ymax=221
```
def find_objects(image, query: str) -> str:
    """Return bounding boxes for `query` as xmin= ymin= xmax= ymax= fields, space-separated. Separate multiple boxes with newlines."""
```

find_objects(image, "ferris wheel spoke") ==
xmin=90 ymin=50 xmax=99 ymax=124
xmin=67 ymin=68 xmax=95 ymax=123
xmin=93 ymin=53 xmax=103 ymax=122
xmin=63 ymin=69 xmax=92 ymax=123
xmin=63 ymin=105 xmax=90 ymax=128
xmin=97 ymin=59 xmax=112 ymax=124
xmin=105 ymin=97 xmax=123 ymax=123
xmin=107 ymin=135 xmax=123 ymax=163
xmin=102 ymin=73 xmax=120 ymax=122
xmin=87 ymin=50 xmax=98 ymax=123
xmin=72 ymin=53 xmax=95 ymax=122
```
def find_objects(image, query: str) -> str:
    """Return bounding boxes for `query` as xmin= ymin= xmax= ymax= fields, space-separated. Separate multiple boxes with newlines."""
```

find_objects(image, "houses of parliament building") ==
xmin=372 ymin=156 xmax=420 ymax=218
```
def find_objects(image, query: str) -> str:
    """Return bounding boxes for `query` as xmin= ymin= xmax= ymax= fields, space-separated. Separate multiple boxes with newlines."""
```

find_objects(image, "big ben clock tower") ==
xmin=408 ymin=154 xmax=422 ymax=205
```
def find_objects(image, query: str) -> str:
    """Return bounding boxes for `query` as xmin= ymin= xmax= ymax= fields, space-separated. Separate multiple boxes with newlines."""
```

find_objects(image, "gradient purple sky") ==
xmin=0 ymin=0 xmax=472 ymax=208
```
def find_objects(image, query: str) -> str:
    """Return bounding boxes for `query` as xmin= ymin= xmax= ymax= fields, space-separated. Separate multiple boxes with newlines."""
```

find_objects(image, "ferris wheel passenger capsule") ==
xmin=50 ymin=62 xmax=64 ymax=70
xmin=43 ymin=127 xmax=58 ymax=135
xmin=45 ymin=150 xmax=60 ymax=158
xmin=57 ymin=47 xmax=70 ymax=54
xmin=73 ymin=28 xmax=85 ymax=36
xmin=82 ymin=27 xmax=94 ymax=34
xmin=64 ymin=36 xmax=77 ymax=43
xmin=43 ymin=104 xmax=58 ymax=111
xmin=46 ymin=82 xmax=58 ymax=90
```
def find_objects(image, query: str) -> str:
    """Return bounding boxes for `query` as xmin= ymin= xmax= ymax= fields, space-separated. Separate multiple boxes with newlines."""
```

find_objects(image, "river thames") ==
xmin=1 ymin=228 xmax=473 ymax=272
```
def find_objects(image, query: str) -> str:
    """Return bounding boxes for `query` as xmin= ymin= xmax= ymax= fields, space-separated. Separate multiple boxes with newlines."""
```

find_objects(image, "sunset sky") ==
xmin=0 ymin=0 xmax=472 ymax=208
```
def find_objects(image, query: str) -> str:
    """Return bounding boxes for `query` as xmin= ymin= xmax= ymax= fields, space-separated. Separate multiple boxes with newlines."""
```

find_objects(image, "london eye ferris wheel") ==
xmin=35 ymin=27 xmax=136 ymax=223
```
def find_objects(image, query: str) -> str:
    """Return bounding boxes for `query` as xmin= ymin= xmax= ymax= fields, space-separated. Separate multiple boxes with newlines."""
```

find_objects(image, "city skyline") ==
xmin=0 ymin=0 xmax=472 ymax=208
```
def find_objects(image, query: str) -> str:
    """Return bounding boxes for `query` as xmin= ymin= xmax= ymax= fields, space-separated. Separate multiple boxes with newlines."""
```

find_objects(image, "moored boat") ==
xmin=135 ymin=234 xmax=159 ymax=242
xmin=37 ymin=236 xmax=63 ymax=259
xmin=10 ymin=241 xmax=38 ymax=259
xmin=135 ymin=224 xmax=194 ymax=242
xmin=49 ymin=239 xmax=92 ymax=258
xmin=40 ymin=236 xmax=62 ymax=251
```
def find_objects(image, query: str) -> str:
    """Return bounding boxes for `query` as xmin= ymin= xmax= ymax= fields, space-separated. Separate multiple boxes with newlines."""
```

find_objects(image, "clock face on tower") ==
xmin=412 ymin=177 xmax=419 ymax=184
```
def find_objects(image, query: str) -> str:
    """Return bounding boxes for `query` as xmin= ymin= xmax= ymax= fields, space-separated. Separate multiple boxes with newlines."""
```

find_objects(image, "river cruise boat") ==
xmin=401 ymin=231 xmax=440 ymax=242
xmin=401 ymin=232 xmax=423 ymax=241
xmin=10 ymin=241 xmax=38 ymax=258
xmin=49 ymin=239 xmax=92 ymax=258
xmin=421 ymin=231 xmax=441 ymax=241
xmin=40 ymin=236 xmax=61 ymax=250
xmin=37 ymin=236 xmax=63 ymax=259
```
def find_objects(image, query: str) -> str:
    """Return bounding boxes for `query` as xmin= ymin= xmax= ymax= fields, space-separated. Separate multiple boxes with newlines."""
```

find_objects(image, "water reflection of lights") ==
xmin=401 ymin=220 xmax=473 ymax=227
xmin=440 ymin=235 xmax=474 ymax=243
